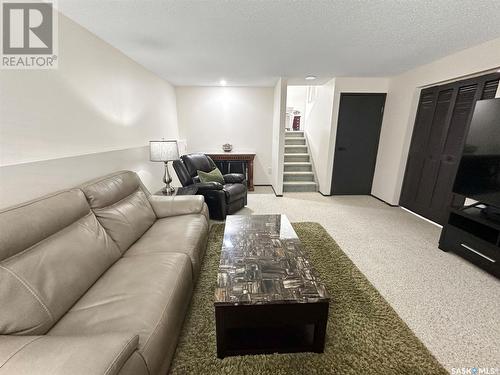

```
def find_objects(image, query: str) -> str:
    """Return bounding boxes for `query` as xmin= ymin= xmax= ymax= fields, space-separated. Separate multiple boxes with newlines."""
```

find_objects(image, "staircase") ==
xmin=283 ymin=131 xmax=317 ymax=192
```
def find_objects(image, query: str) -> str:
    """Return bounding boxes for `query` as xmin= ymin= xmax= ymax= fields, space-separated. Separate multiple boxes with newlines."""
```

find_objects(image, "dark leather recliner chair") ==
xmin=173 ymin=153 xmax=248 ymax=220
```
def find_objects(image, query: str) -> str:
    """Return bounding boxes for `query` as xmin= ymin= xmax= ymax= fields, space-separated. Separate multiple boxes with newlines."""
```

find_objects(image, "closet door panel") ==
xmin=399 ymin=88 xmax=438 ymax=206
xmin=399 ymin=73 xmax=500 ymax=225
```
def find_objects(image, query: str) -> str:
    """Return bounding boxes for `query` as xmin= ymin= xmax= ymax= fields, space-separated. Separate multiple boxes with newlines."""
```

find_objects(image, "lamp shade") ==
xmin=149 ymin=140 xmax=179 ymax=162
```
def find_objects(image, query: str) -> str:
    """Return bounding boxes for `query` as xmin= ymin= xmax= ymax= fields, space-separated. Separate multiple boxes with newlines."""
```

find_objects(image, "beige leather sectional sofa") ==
xmin=0 ymin=171 xmax=209 ymax=375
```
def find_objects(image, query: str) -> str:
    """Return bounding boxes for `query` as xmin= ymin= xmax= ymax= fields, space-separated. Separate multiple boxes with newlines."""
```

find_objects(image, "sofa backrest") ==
xmin=80 ymin=171 xmax=156 ymax=253
xmin=173 ymin=159 xmax=194 ymax=187
xmin=181 ymin=153 xmax=217 ymax=178
xmin=0 ymin=189 xmax=121 ymax=335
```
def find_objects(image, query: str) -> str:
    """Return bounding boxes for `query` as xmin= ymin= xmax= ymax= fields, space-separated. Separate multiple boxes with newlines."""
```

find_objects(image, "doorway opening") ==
xmin=283 ymin=86 xmax=317 ymax=192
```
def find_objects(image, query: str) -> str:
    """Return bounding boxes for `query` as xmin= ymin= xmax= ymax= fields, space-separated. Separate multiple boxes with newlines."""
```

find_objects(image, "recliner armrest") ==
xmin=223 ymin=173 xmax=245 ymax=183
xmin=148 ymin=195 xmax=205 ymax=218
xmin=0 ymin=334 xmax=138 ymax=375
xmin=195 ymin=182 xmax=224 ymax=192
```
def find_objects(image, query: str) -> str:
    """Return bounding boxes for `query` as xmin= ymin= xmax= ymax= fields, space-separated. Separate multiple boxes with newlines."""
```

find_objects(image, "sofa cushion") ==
xmin=125 ymin=213 xmax=209 ymax=277
xmin=118 ymin=351 xmax=149 ymax=375
xmin=197 ymin=167 xmax=225 ymax=185
xmin=148 ymin=195 xmax=207 ymax=219
xmin=80 ymin=171 xmax=156 ymax=252
xmin=0 ymin=334 xmax=139 ymax=375
xmin=0 ymin=189 xmax=121 ymax=335
xmin=49 ymin=252 xmax=193 ymax=375
xmin=0 ymin=189 xmax=89 ymax=261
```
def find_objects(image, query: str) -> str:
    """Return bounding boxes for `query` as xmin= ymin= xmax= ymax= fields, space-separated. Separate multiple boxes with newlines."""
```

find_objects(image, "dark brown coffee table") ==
xmin=214 ymin=214 xmax=329 ymax=358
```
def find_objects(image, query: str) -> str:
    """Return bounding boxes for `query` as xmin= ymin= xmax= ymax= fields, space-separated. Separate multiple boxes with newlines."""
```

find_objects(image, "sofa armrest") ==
xmin=195 ymin=182 xmax=224 ymax=192
xmin=148 ymin=195 xmax=205 ymax=218
xmin=223 ymin=173 xmax=245 ymax=184
xmin=0 ymin=334 xmax=138 ymax=375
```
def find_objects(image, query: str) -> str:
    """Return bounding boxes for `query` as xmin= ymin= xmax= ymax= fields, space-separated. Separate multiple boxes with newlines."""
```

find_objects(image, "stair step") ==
xmin=284 ymin=145 xmax=308 ymax=154
xmin=285 ymin=138 xmax=306 ymax=145
xmin=285 ymin=131 xmax=304 ymax=138
xmin=284 ymin=162 xmax=312 ymax=172
xmin=284 ymin=171 xmax=315 ymax=182
xmin=283 ymin=181 xmax=317 ymax=192
xmin=284 ymin=153 xmax=310 ymax=162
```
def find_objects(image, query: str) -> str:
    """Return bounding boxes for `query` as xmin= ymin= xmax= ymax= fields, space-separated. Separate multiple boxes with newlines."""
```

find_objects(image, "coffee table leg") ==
xmin=215 ymin=306 xmax=226 ymax=358
xmin=312 ymin=302 xmax=329 ymax=353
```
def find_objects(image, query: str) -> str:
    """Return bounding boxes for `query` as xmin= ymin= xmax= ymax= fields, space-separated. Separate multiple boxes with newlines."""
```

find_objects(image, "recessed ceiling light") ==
xmin=305 ymin=76 xmax=316 ymax=80
xmin=220 ymin=79 xmax=227 ymax=86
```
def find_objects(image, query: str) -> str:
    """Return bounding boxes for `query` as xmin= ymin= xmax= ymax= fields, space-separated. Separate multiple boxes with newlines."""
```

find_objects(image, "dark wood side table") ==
xmin=207 ymin=153 xmax=255 ymax=191
xmin=154 ymin=185 xmax=199 ymax=196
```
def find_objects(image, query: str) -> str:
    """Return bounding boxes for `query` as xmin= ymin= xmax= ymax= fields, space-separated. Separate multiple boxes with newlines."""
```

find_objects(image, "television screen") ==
xmin=453 ymin=98 xmax=500 ymax=207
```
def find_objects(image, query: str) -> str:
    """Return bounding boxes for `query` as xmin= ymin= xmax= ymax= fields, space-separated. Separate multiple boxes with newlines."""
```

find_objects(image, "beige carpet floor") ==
xmin=231 ymin=190 xmax=500 ymax=372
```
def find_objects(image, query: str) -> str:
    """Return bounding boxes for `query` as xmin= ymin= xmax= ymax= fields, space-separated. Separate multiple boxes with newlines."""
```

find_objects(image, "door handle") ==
xmin=337 ymin=147 xmax=347 ymax=151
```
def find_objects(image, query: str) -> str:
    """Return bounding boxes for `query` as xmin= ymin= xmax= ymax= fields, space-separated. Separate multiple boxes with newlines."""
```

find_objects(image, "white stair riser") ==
xmin=284 ymin=154 xmax=310 ymax=162
xmin=285 ymin=146 xmax=308 ymax=154
xmin=284 ymin=173 xmax=315 ymax=182
xmin=283 ymin=183 xmax=317 ymax=192
xmin=285 ymin=132 xmax=304 ymax=138
xmin=284 ymin=164 xmax=312 ymax=172
xmin=285 ymin=138 xmax=306 ymax=145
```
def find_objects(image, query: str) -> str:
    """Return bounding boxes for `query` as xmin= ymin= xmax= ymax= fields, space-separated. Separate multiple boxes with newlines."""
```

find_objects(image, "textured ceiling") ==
xmin=57 ymin=0 xmax=500 ymax=86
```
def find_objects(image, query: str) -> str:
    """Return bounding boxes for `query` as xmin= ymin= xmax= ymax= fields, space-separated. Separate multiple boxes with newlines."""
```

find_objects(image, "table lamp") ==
xmin=149 ymin=140 xmax=179 ymax=195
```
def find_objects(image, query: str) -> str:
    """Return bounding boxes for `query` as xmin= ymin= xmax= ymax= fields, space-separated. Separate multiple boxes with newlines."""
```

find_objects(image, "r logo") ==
xmin=2 ymin=2 xmax=53 ymax=54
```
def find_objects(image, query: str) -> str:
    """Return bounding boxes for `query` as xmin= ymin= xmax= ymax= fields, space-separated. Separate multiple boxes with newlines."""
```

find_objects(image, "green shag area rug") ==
xmin=169 ymin=222 xmax=447 ymax=375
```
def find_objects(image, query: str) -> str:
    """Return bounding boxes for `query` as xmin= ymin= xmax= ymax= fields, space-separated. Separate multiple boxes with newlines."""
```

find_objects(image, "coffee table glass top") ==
xmin=214 ymin=214 xmax=329 ymax=306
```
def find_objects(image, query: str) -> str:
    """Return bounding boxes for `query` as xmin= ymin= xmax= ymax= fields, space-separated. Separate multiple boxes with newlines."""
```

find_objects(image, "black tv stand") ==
xmin=481 ymin=205 xmax=500 ymax=223
xmin=439 ymin=203 xmax=499 ymax=278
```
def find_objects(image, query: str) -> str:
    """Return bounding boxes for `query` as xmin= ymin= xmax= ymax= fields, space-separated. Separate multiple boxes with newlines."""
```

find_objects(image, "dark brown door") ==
xmin=331 ymin=93 xmax=386 ymax=195
xmin=400 ymin=73 xmax=500 ymax=225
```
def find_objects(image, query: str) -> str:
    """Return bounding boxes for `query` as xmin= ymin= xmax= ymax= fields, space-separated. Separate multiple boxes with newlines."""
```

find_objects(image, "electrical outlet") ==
xmin=267 ymin=167 xmax=272 ymax=174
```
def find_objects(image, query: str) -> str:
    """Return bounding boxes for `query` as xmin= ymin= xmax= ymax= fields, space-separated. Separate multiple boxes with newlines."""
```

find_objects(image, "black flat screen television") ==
xmin=453 ymin=98 xmax=500 ymax=208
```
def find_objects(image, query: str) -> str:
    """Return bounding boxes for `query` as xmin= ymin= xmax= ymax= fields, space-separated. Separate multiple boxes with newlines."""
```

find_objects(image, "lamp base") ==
xmin=161 ymin=161 xmax=175 ymax=195
xmin=162 ymin=185 xmax=175 ymax=195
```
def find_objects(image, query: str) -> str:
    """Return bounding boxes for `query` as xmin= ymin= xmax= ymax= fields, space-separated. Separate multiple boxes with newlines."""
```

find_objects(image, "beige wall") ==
xmin=0 ymin=147 xmax=166 ymax=208
xmin=272 ymin=79 xmax=287 ymax=195
xmin=303 ymin=80 xmax=335 ymax=193
xmin=0 ymin=13 xmax=179 ymax=208
xmin=175 ymin=86 xmax=274 ymax=185
xmin=372 ymin=37 xmax=500 ymax=205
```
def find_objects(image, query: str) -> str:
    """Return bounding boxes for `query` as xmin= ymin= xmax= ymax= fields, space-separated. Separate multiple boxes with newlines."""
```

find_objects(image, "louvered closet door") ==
xmin=400 ymin=73 xmax=500 ymax=225
xmin=399 ymin=88 xmax=438 ymax=207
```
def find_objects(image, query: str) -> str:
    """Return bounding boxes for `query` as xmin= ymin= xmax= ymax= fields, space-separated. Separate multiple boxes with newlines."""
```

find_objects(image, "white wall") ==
xmin=271 ymin=79 xmax=287 ymax=195
xmin=0 ymin=13 xmax=179 ymax=208
xmin=175 ymin=86 xmax=274 ymax=185
xmin=0 ymin=147 xmax=165 ymax=208
xmin=372 ymin=37 xmax=500 ymax=205
xmin=286 ymin=86 xmax=307 ymax=129
xmin=303 ymin=80 xmax=335 ymax=193
xmin=326 ymin=77 xmax=390 ymax=195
